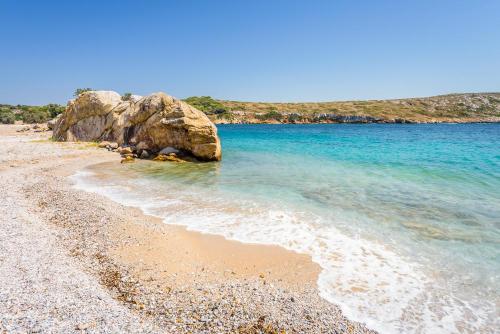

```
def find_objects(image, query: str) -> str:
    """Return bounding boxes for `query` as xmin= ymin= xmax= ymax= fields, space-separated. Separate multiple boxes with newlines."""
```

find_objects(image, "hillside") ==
xmin=3 ymin=93 xmax=499 ymax=125
xmin=185 ymin=93 xmax=500 ymax=124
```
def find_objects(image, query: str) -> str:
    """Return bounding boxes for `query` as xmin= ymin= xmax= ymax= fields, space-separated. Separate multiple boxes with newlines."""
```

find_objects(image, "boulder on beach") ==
xmin=47 ymin=114 xmax=62 ymax=130
xmin=97 ymin=141 xmax=111 ymax=148
xmin=52 ymin=91 xmax=222 ymax=161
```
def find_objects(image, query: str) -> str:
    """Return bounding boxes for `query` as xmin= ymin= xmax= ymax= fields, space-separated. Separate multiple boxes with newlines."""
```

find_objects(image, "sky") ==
xmin=1 ymin=0 xmax=499 ymax=105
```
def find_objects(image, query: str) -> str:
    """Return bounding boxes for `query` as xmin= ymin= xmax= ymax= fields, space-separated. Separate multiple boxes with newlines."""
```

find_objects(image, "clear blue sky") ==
xmin=1 ymin=0 xmax=499 ymax=105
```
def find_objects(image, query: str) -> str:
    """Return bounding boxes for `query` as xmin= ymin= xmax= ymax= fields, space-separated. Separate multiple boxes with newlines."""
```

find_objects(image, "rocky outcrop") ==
xmin=52 ymin=91 xmax=221 ymax=161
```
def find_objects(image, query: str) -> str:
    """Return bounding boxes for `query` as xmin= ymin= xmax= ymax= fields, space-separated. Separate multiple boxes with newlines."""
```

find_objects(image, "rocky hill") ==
xmin=185 ymin=93 xmax=500 ymax=124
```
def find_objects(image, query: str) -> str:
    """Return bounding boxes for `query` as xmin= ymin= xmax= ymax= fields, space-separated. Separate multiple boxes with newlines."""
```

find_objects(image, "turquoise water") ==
xmin=75 ymin=124 xmax=500 ymax=333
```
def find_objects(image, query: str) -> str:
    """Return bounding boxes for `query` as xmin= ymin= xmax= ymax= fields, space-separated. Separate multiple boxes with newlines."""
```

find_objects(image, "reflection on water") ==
xmin=127 ymin=159 xmax=222 ymax=184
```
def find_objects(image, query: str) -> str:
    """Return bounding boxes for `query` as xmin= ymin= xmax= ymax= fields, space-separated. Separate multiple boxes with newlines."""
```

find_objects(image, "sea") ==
xmin=72 ymin=123 xmax=500 ymax=334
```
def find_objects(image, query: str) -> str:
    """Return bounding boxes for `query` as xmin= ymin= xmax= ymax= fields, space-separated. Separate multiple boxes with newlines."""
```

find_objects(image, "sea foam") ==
xmin=70 ymin=166 xmax=494 ymax=334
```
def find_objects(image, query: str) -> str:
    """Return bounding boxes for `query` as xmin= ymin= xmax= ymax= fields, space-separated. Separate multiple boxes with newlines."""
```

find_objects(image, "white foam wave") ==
xmin=70 ymin=169 xmax=495 ymax=334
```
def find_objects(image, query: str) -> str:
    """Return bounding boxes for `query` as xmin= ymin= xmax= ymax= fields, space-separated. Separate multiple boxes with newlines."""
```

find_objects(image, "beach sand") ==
xmin=0 ymin=124 xmax=375 ymax=333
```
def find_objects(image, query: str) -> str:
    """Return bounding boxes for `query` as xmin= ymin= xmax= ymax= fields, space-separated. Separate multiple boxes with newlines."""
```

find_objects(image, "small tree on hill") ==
xmin=74 ymin=88 xmax=93 ymax=97
xmin=122 ymin=92 xmax=132 ymax=101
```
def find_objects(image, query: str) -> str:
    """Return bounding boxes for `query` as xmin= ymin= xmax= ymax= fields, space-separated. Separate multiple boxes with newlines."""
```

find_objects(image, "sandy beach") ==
xmin=0 ymin=124 xmax=375 ymax=333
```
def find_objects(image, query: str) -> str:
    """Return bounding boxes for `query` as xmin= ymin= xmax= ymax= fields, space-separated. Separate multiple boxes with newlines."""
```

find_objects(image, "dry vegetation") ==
xmin=187 ymin=93 xmax=500 ymax=124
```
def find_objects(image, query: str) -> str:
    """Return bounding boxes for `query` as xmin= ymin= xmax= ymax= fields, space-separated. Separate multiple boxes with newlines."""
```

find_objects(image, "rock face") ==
xmin=47 ymin=114 xmax=62 ymax=130
xmin=52 ymin=91 xmax=221 ymax=161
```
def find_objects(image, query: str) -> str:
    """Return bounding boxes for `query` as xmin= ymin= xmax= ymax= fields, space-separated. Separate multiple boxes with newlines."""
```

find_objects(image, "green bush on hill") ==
xmin=74 ymin=88 xmax=93 ymax=97
xmin=255 ymin=110 xmax=283 ymax=121
xmin=183 ymin=96 xmax=228 ymax=114
xmin=216 ymin=111 xmax=236 ymax=121
xmin=122 ymin=92 xmax=132 ymax=101
xmin=287 ymin=113 xmax=303 ymax=122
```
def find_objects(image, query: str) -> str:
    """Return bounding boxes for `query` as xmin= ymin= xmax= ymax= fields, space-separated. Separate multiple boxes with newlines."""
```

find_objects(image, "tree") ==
xmin=74 ymin=88 xmax=93 ymax=97
xmin=122 ymin=92 xmax=132 ymax=101
xmin=46 ymin=104 xmax=65 ymax=118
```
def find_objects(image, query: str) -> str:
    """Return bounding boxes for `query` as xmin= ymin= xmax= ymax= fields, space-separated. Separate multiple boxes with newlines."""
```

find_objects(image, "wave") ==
xmin=70 ymin=167 xmax=496 ymax=333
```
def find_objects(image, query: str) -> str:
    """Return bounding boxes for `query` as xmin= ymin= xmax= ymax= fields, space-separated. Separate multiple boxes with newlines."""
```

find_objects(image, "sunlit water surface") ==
xmin=73 ymin=124 xmax=500 ymax=333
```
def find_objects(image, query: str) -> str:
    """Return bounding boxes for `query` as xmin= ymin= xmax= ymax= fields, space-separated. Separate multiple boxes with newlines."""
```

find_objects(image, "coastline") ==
xmin=184 ymin=92 xmax=500 ymax=125
xmin=0 ymin=124 xmax=375 ymax=333
xmin=211 ymin=119 xmax=500 ymax=125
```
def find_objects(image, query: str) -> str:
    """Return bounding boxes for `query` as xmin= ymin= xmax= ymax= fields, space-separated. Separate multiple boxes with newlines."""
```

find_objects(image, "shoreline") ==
xmin=0 ymin=124 xmax=375 ymax=333
xmin=212 ymin=120 xmax=500 ymax=125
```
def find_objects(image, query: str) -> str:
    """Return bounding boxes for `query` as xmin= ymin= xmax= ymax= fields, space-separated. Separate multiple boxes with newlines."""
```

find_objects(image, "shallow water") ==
xmin=73 ymin=124 xmax=500 ymax=333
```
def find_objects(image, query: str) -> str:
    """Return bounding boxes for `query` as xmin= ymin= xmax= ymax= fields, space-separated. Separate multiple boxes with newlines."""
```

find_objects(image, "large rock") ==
xmin=47 ymin=114 xmax=62 ymax=130
xmin=53 ymin=91 xmax=221 ymax=161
